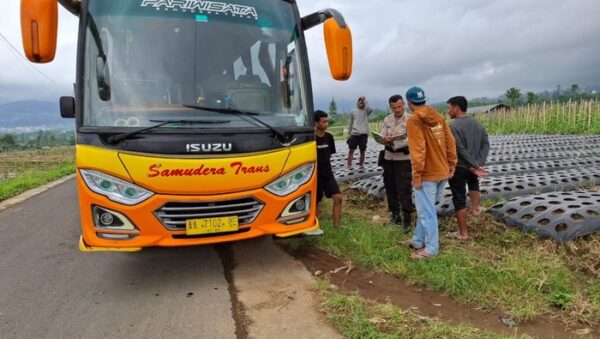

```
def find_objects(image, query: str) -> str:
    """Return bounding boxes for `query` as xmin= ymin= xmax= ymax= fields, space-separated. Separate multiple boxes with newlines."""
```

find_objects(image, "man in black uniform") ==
xmin=380 ymin=94 xmax=414 ymax=233
xmin=305 ymin=110 xmax=343 ymax=235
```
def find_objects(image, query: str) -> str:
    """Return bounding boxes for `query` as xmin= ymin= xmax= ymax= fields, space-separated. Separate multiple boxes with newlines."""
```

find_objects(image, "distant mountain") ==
xmin=0 ymin=100 xmax=72 ymax=132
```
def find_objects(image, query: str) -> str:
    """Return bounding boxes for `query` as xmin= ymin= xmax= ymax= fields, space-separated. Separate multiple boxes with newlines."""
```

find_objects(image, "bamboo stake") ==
xmin=592 ymin=100 xmax=594 ymax=134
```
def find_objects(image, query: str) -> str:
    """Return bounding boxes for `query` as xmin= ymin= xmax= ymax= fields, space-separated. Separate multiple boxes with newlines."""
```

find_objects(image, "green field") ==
xmin=0 ymin=147 xmax=75 ymax=201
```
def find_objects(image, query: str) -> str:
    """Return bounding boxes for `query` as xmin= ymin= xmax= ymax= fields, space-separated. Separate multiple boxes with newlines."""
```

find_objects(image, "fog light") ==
xmin=278 ymin=193 xmax=311 ymax=225
xmin=100 ymin=212 xmax=114 ymax=226
xmin=293 ymin=198 xmax=306 ymax=211
xmin=92 ymin=206 xmax=137 ymax=231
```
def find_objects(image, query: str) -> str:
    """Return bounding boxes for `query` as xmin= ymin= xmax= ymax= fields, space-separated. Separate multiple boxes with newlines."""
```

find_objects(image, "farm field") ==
xmin=283 ymin=134 xmax=600 ymax=337
xmin=474 ymin=100 xmax=600 ymax=135
xmin=0 ymin=146 xmax=74 ymax=201
xmin=326 ymin=99 xmax=600 ymax=138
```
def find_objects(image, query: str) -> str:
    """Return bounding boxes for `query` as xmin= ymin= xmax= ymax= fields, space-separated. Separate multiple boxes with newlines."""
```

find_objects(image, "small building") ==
xmin=467 ymin=104 xmax=511 ymax=114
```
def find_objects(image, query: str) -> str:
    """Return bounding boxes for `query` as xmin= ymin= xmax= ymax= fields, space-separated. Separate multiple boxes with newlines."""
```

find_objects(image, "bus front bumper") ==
xmin=76 ymin=173 xmax=319 ymax=251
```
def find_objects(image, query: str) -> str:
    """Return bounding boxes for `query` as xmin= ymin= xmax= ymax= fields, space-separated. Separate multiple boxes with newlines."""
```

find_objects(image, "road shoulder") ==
xmin=0 ymin=174 xmax=75 ymax=212
xmin=232 ymin=237 xmax=340 ymax=338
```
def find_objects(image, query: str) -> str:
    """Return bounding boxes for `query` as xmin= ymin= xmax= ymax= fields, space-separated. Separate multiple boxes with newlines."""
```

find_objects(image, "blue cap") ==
xmin=406 ymin=87 xmax=428 ymax=104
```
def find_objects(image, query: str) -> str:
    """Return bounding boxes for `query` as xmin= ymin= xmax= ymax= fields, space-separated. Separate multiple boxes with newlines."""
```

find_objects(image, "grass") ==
xmin=284 ymin=189 xmax=600 ymax=327
xmin=315 ymin=279 xmax=531 ymax=339
xmin=0 ymin=147 xmax=75 ymax=202
xmin=0 ymin=164 xmax=75 ymax=202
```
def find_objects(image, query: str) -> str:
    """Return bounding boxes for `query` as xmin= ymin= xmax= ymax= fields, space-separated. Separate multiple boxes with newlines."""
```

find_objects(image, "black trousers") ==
xmin=382 ymin=159 xmax=414 ymax=216
xmin=448 ymin=167 xmax=480 ymax=211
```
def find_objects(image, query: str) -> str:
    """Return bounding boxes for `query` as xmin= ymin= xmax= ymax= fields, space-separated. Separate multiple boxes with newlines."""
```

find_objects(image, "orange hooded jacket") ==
xmin=406 ymin=105 xmax=457 ymax=184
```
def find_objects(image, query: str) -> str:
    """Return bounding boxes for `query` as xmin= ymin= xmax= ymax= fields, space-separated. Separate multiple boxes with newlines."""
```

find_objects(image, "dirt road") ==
xmin=0 ymin=179 xmax=337 ymax=338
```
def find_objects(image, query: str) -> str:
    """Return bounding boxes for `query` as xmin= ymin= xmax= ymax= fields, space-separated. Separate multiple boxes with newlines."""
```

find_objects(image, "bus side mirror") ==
xmin=60 ymin=96 xmax=75 ymax=118
xmin=323 ymin=18 xmax=352 ymax=80
xmin=20 ymin=0 xmax=58 ymax=63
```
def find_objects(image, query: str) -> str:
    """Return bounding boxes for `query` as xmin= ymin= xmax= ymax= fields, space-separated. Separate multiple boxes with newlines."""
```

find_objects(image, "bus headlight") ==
xmin=265 ymin=163 xmax=314 ymax=197
xmin=80 ymin=169 xmax=154 ymax=205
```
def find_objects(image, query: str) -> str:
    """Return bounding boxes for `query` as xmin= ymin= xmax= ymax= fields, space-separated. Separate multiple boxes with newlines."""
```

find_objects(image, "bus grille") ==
xmin=154 ymin=197 xmax=264 ymax=231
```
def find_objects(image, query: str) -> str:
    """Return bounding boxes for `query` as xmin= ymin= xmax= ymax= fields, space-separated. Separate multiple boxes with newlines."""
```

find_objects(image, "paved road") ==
xmin=0 ymin=178 xmax=338 ymax=339
xmin=0 ymin=180 xmax=236 ymax=338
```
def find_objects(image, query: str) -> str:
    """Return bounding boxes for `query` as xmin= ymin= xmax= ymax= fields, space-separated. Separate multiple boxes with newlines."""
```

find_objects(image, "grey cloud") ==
xmin=302 ymin=0 xmax=600 ymax=106
xmin=1 ymin=0 xmax=599 ymax=109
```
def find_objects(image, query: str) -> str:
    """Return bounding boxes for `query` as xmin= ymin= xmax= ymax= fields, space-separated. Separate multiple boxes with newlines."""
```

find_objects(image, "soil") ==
xmin=285 ymin=245 xmax=591 ymax=339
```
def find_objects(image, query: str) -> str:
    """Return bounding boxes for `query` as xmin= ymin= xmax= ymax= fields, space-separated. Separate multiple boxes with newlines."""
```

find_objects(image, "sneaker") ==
xmin=303 ymin=228 xmax=324 ymax=236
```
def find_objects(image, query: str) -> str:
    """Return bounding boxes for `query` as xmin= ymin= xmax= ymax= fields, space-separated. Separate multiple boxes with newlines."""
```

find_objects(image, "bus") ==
xmin=20 ymin=0 xmax=352 ymax=251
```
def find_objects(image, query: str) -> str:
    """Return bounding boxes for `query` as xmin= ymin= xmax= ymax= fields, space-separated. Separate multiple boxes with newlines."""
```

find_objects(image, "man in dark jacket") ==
xmin=446 ymin=96 xmax=490 ymax=240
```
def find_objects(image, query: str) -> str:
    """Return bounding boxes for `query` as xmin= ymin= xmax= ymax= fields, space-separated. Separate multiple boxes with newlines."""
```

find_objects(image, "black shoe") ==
xmin=385 ymin=214 xmax=400 ymax=226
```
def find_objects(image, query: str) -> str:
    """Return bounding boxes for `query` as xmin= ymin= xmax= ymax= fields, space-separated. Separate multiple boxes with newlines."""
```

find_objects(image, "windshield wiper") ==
xmin=107 ymin=119 xmax=230 ymax=145
xmin=182 ymin=104 xmax=293 ymax=145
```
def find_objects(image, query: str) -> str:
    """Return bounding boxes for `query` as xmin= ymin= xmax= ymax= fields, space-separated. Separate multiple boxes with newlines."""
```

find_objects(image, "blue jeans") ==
xmin=411 ymin=180 xmax=446 ymax=256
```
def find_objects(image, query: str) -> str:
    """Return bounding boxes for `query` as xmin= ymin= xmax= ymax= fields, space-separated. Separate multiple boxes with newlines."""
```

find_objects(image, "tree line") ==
xmin=503 ymin=84 xmax=598 ymax=107
xmin=0 ymin=130 xmax=75 ymax=151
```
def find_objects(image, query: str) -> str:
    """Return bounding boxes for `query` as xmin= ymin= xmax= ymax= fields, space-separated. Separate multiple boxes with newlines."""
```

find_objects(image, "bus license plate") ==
xmin=185 ymin=216 xmax=238 ymax=235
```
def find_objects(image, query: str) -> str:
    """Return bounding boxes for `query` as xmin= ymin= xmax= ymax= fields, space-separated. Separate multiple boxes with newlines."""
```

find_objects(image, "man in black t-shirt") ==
xmin=305 ymin=110 xmax=342 ymax=235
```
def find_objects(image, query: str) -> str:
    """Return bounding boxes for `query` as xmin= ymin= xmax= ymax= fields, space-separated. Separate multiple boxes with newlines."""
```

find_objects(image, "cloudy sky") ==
xmin=1 ymin=0 xmax=599 ymax=111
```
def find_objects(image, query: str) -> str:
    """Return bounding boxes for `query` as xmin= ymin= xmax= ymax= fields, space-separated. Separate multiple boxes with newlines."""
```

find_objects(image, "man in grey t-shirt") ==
xmin=347 ymin=96 xmax=373 ymax=168
xmin=446 ymin=96 xmax=490 ymax=240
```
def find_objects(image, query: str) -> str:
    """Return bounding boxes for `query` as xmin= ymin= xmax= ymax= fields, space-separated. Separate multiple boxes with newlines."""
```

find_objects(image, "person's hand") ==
xmin=448 ymin=169 xmax=455 ymax=179
xmin=383 ymin=135 xmax=393 ymax=143
xmin=412 ymin=180 xmax=422 ymax=190
xmin=471 ymin=166 xmax=488 ymax=177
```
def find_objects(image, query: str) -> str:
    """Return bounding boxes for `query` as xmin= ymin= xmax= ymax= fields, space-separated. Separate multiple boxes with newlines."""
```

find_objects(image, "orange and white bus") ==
xmin=21 ymin=0 xmax=352 ymax=251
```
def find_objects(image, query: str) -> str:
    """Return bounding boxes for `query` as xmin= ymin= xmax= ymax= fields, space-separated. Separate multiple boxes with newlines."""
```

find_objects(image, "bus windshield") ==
xmin=83 ymin=0 xmax=310 ymax=129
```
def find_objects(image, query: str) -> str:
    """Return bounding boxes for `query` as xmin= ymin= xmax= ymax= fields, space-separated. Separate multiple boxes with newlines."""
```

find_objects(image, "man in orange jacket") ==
xmin=405 ymin=87 xmax=457 ymax=260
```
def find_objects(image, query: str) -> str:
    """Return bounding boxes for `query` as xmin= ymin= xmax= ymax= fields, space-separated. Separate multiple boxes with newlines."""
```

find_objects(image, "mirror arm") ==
xmin=58 ymin=0 xmax=81 ymax=16
xmin=301 ymin=8 xmax=347 ymax=31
